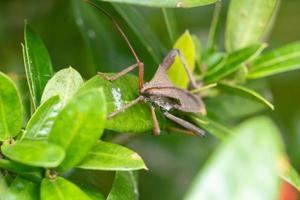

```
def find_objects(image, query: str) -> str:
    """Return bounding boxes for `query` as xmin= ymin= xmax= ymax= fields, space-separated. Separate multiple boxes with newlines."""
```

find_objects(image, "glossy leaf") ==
xmin=218 ymin=82 xmax=274 ymax=110
xmin=77 ymin=141 xmax=147 ymax=171
xmin=22 ymin=23 xmax=53 ymax=109
xmin=80 ymin=75 xmax=152 ymax=133
xmin=204 ymin=44 xmax=266 ymax=83
xmin=107 ymin=171 xmax=139 ymax=200
xmin=79 ymin=185 xmax=105 ymax=200
xmin=112 ymin=3 xmax=164 ymax=63
xmin=167 ymin=30 xmax=196 ymax=89
xmin=0 ymin=72 xmax=23 ymax=141
xmin=49 ymin=88 xmax=106 ymax=172
xmin=3 ymin=176 xmax=39 ymax=200
xmin=41 ymin=177 xmax=91 ymax=200
xmin=24 ymin=96 xmax=61 ymax=140
xmin=0 ymin=159 xmax=42 ymax=182
xmin=226 ymin=0 xmax=277 ymax=52
xmin=95 ymin=0 xmax=217 ymax=8
xmin=185 ymin=117 xmax=283 ymax=200
xmin=1 ymin=140 xmax=65 ymax=168
xmin=41 ymin=67 xmax=84 ymax=106
xmin=248 ymin=41 xmax=300 ymax=79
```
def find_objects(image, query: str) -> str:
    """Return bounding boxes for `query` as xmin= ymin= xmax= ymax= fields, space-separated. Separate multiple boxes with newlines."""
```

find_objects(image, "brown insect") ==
xmin=86 ymin=1 xmax=206 ymax=136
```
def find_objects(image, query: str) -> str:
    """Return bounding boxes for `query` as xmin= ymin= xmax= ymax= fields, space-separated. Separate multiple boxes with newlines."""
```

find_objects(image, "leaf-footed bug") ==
xmin=86 ymin=1 xmax=206 ymax=136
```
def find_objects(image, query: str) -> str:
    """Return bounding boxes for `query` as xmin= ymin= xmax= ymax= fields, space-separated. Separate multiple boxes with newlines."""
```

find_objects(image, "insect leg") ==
xmin=150 ymin=106 xmax=161 ymax=135
xmin=108 ymin=96 xmax=144 ymax=119
xmin=163 ymin=112 xmax=206 ymax=137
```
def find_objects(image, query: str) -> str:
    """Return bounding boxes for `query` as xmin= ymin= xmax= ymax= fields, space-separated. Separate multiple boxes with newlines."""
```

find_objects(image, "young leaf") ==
xmin=0 ymin=72 xmax=23 ymax=141
xmin=23 ymin=23 xmax=53 ymax=109
xmin=0 ymin=159 xmax=43 ymax=182
xmin=41 ymin=177 xmax=91 ymax=200
xmin=107 ymin=171 xmax=139 ymax=200
xmin=225 ymin=0 xmax=277 ymax=52
xmin=203 ymin=44 xmax=266 ymax=83
xmin=94 ymin=0 xmax=217 ymax=8
xmin=167 ymin=30 xmax=196 ymax=89
xmin=0 ymin=173 xmax=8 ymax=198
xmin=1 ymin=140 xmax=65 ymax=168
xmin=184 ymin=117 xmax=284 ymax=200
xmin=48 ymin=88 xmax=106 ymax=173
xmin=24 ymin=96 xmax=62 ymax=140
xmin=80 ymin=75 xmax=153 ymax=133
xmin=3 ymin=176 xmax=39 ymax=200
xmin=77 ymin=141 xmax=147 ymax=171
xmin=218 ymin=82 xmax=274 ymax=110
xmin=248 ymin=41 xmax=300 ymax=79
xmin=41 ymin=67 xmax=84 ymax=106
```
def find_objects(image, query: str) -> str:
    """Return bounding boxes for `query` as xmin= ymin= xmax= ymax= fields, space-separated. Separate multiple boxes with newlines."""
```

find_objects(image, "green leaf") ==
xmin=23 ymin=23 xmax=53 ymax=109
xmin=207 ymin=2 xmax=222 ymax=52
xmin=49 ymin=88 xmax=106 ymax=172
xmin=0 ymin=72 xmax=23 ymax=141
xmin=191 ymin=115 xmax=231 ymax=140
xmin=41 ymin=67 xmax=84 ymax=106
xmin=218 ymin=82 xmax=274 ymax=110
xmin=248 ymin=41 xmax=300 ymax=79
xmin=1 ymin=140 xmax=65 ymax=168
xmin=107 ymin=171 xmax=139 ymax=200
xmin=167 ymin=30 xmax=196 ymax=89
xmin=24 ymin=96 xmax=62 ymax=140
xmin=0 ymin=173 xmax=8 ymax=199
xmin=184 ymin=117 xmax=283 ymax=200
xmin=80 ymin=75 xmax=152 ymax=133
xmin=41 ymin=177 xmax=91 ymax=200
xmin=0 ymin=159 xmax=43 ymax=182
xmin=95 ymin=0 xmax=217 ymax=8
xmin=112 ymin=3 xmax=164 ymax=63
xmin=77 ymin=141 xmax=147 ymax=171
xmin=204 ymin=44 xmax=266 ymax=83
xmin=79 ymin=185 xmax=105 ymax=200
xmin=3 ymin=176 xmax=39 ymax=200
xmin=281 ymin=162 xmax=300 ymax=192
xmin=162 ymin=8 xmax=178 ymax=45
xmin=225 ymin=0 xmax=277 ymax=52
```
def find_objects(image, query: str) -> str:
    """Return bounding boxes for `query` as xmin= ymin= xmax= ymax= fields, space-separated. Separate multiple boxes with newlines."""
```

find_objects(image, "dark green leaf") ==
xmin=185 ymin=117 xmax=283 ymax=200
xmin=41 ymin=67 xmax=83 ymax=106
xmin=112 ymin=3 xmax=164 ymax=63
xmin=204 ymin=44 xmax=266 ymax=83
xmin=24 ymin=96 xmax=61 ymax=140
xmin=0 ymin=72 xmax=23 ymax=141
xmin=162 ymin=8 xmax=178 ymax=44
xmin=22 ymin=23 xmax=53 ymax=109
xmin=191 ymin=116 xmax=231 ymax=140
xmin=79 ymin=185 xmax=105 ymax=200
xmin=226 ymin=0 xmax=277 ymax=51
xmin=248 ymin=41 xmax=300 ymax=79
xmin=218 ymin=82 xmax=274 ymax=110
xmin=49 ymin=88 xmax=106 ymax=172
xmin=77 ymin=141 xmax=147 ymax=171
xmin=0 ymin=159 xmax=42 ymax=182
xmin=107 ymin=171 xmax=139 ymax=200
xmin=3 ymin=176 xmax=39 ymax=200
xmin=41 ymin=177 xmax=91 ymax=200
xmin=167 ymin=30 xmax=196 ymax=89
xmin=1 ymin=140 xmax=65 ymax=168
xmin=80 ymin=75 xmax=152 ymax=133
xmin=95 ymin=0 xmax=217 ymax=8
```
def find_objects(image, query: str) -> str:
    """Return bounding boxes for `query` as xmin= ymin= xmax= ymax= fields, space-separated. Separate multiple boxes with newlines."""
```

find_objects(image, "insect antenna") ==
xmin=84 ymin=0 xmax=141 ymax=63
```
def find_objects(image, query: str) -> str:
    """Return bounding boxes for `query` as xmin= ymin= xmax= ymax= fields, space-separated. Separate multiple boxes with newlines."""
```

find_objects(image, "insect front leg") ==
xmin=98 ymin=62 xmax=144 ymax=90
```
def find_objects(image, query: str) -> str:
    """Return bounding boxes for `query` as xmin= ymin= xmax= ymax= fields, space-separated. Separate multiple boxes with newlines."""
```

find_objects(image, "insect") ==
xmin=86 ymin=1 xmax=206 ymax=136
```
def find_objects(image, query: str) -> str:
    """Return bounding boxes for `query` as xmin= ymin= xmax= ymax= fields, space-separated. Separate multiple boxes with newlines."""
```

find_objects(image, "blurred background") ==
xmin=0 ymin=0 xmax=299 ymax=199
